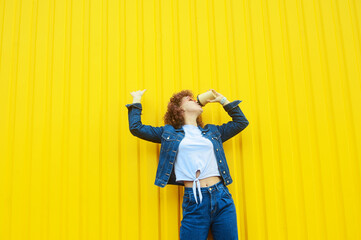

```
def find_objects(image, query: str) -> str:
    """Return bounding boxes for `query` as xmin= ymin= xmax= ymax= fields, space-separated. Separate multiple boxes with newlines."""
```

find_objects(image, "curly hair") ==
xmin=163 ymin=89 xmax=204 ymax=129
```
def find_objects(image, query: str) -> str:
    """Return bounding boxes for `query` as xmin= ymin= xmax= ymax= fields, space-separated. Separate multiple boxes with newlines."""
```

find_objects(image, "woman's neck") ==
xmin=184 ymin=118 xmax=198 ymax=127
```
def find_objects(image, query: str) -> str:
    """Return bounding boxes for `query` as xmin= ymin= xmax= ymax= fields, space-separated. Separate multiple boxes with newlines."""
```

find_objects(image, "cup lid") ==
xmin=196 ymin=95 xmax=205 ymax=106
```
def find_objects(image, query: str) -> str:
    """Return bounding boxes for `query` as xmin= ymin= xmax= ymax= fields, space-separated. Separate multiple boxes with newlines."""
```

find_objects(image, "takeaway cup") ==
xmin=197 ymin=90 xmax=216 ymax=106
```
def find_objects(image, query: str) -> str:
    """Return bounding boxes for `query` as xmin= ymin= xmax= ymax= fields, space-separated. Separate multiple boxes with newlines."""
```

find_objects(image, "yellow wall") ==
xmin=1 ymin=0 xmax=361 ymax=239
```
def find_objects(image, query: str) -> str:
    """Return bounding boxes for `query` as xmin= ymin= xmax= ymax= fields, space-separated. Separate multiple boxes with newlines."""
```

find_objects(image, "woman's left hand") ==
xmin=206 ymin=89 xmax=224 ymax=103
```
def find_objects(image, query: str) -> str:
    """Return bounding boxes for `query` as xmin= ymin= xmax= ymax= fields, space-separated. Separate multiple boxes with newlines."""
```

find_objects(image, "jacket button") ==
xmin=219 ymin=160 xmax=222 ymax=163
xmin=223 ymin=171 xmax=226 ymax=174
xmin=167 ymin=136 xmax=169 ymax=139
xmin=216 ymin=149 xmax=218 ymax=151
xmin=212 ymin=137 xmax=213 ymax=139
xmin=203 ymin=132 xmax=205 ymax=134
xmin=227 ymin=180 xmax=229 ymax=183
xmin=162 ymin=183 xmax=165 ymax=186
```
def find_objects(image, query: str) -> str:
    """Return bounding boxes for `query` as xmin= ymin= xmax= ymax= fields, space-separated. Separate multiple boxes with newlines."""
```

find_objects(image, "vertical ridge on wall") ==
xmin=315 ymin=0 xmax=346 ymax=238
xmin=119 ymin=0 xmax=126 ymax=238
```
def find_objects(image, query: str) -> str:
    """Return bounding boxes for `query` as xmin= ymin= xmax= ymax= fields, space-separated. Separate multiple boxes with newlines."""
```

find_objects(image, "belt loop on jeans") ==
xmin=221 ymin=181 xmax=227 ymax=191
xmin=215 ymin=181 xmax=222 ymax=192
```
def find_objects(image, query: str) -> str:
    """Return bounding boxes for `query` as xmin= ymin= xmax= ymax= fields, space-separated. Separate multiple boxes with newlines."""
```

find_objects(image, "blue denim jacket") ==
xmin=125 ymin=100 xmax=249 ymax=188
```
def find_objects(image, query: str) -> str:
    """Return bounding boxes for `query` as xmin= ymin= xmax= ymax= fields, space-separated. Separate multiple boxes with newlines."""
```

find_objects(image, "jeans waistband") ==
xmin=184 ymin=180 xmax=225 ymax=193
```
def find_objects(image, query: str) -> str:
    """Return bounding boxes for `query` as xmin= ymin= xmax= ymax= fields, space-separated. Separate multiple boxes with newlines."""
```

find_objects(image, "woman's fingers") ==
xmin=209 ymin=89 xmax=221 ymax=97
xmin=133 ymin=89 xmax=145 ymax=94
xmin=130 ymin=89 xmax=147 ymax=98
xmin=206 ymin=88 xmax=224 ymax=103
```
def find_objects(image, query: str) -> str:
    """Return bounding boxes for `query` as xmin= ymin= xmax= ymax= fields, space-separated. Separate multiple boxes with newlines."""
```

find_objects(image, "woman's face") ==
xmin=180 ymin=95 xmax=203 ymax=114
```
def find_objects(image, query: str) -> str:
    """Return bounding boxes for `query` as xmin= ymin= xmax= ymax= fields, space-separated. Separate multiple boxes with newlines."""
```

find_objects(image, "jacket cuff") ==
xmin=223 ymin=100 xmax=242 ymax=112
xmin=125 ymin=103 xmax=142 ymax=110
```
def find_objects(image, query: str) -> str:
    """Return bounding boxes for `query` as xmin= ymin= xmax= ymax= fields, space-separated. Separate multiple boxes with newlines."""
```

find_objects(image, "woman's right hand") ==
xmin=130 ymin=89 xmax=147 ymax=103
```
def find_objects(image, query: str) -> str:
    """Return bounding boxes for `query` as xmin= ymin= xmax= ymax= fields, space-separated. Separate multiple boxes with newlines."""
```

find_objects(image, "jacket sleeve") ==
xmin=125 ymin=103 xmax=164 ymax=143
xmin=215 ymin=100 xmax=249 ymax=143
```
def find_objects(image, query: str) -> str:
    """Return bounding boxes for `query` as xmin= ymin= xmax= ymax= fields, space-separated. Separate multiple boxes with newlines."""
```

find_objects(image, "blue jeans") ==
xmin=180 ymin=180 xmax=238 ymax=240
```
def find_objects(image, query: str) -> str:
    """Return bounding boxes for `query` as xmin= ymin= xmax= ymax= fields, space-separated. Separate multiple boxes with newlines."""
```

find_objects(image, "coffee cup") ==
xmin=197 ymin=90 xmax=216 ymax=106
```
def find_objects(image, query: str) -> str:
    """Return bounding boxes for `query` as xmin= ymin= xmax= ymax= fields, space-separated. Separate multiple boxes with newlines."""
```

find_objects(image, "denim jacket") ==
xmin=125 ymin=100 xmax=249 ymax=188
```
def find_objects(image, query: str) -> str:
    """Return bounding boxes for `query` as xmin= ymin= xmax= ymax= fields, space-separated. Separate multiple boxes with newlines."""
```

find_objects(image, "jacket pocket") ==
xmin=211 ymin=131 xmax=222 ymax=143
xmin=161 ymin=132 xmax=177 ymax=152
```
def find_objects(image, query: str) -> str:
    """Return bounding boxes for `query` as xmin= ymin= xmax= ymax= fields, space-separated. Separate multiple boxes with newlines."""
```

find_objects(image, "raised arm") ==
xmin=125 ymin=89 xmax=163 ymax=143
xmin=206 ymin=89 xmax=249 ymax=143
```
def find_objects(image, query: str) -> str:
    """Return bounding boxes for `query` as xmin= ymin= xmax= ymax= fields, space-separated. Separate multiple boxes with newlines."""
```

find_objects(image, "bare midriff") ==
xmin=183 ymin=170 xmax=222 ymax=188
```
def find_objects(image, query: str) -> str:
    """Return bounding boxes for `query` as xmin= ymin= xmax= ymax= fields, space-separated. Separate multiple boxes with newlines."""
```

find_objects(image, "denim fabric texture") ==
xmin=181 ymin=180 xmax=238 ymax=240
xmin=125 ymin=100 xmax=249 ymax=188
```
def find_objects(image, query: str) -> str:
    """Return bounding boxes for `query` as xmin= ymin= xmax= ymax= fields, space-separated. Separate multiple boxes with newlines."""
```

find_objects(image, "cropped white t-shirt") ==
xmin=175 ymin=124 xmax=221 ymax=204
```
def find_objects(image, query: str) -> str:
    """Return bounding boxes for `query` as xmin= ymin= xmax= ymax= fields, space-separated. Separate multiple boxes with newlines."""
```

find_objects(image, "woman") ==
xmin=125 ymin=89 xmax=249 ymax=240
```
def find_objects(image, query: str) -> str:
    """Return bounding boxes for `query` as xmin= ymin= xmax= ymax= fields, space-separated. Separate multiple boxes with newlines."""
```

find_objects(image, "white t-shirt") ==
xmin=175 ymin=124 xmax=221 ymax=204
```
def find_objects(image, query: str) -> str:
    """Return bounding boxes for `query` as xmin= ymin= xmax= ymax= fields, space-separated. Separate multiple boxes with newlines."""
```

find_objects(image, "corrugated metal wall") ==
xmin=1 ymin=0 xmax=360 ymax=239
